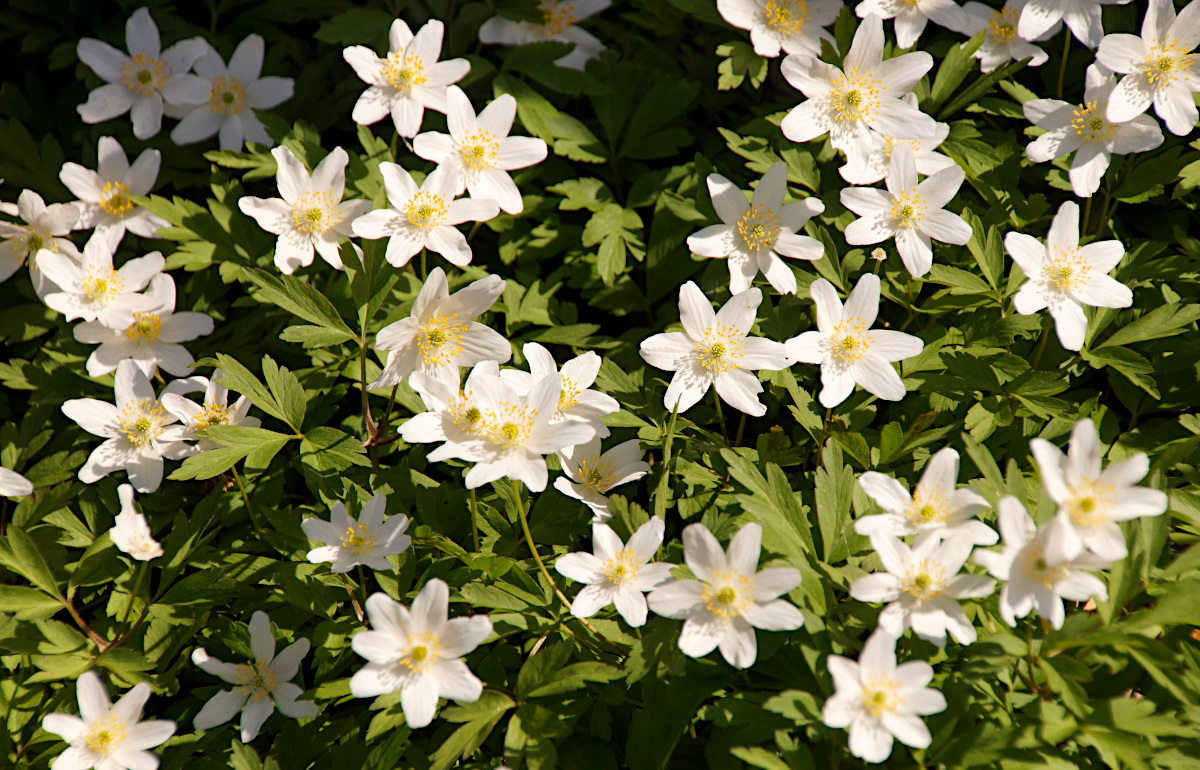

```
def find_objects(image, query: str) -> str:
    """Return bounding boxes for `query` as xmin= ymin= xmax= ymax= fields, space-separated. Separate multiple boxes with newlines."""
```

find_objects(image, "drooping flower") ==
xmin=401 ymin=362 xmax=500 ymax=462
xmin=350 ymin=162 xmax=499 ymax=269
xmin=784 ymin=274 xmax=924 ymax=408
xmin=839 ymin=95 xmax=957 ymax=185
xmin=41 ymin=670 xmax=176 ymax=770
xmin=301 ymin=493 xmax=411 ymax=573
xmin=170 ymin=35 xmax=294 ymax=151
xmin=639 ymin=283 xmax=790 ymax=416
xmin=1031 ymin=418 xmax=1168 ymax=562
xmin=38 ymin=234 xmax=162 ymax=329
xmin=0 ymin=466 xmax=34 ymax=498
xmin=841 ymin=144 xmax=971 ymax=277
xmin=59 ymin=136 xmax=169 ymax=250
xmin=855 ymin=447 xmax=999 ymax=547
xmin=0 ymin=190 xmax=78 ymax=289
xmin=715 ymin=0 xmax=841 ymax=59
xmin=855 ymin=0 xmax=969 ymax=49
xmin=238 ymin=146 xmax=371 ymax=274
xmin=554 ymin=437 xmax=651 ymax=521
xmin=686 ymin=162 xmax=825 ymax=295
xmin=192 ymin=611 xmax=319 ymax=742
xmin=61 ymin=359 xmax=188 ymax=493
xmin=478 ymin=0 xmax=611 ymax=71
xmin=75 ymin=7 xmax=208 ymax=139
xmin=962 ymin=1 xmax=1051 ymax=72
xmin=781 ymin=14 xmax=938 ymax=169
xmin=368 ymin=267 xmax=509 ymax=390
xmin=349 ymin=579 xmax=492 ymax=728
xmin=973 ymin=496 xmax=1110 ymax=629
xmin=1097 ymin=0 xmax=1200 ymax=136
xmin=821 ymin=630 xmax=947 ymax=764
xmin=1020 ymin=0 xmax=1133 ymax=49
xmin=110 ymin=484 xmax=162 ymax=561
xmin=1024 ymin=64 xmax=1164 ymax=197
xmin=412 ymin=86 xmax=548 ymax=215
xmin=159 ymin=370 xmax=261 ymax=453
xmin=343 ymin=19 xmax=470 ymax=137
xmin=499 ymin=342 xmax=618 ymax=438
xmin=1005 ymin=200 xmax=1131 ymax=351
xmin=556 ymin=519 xmax=673 ymax=626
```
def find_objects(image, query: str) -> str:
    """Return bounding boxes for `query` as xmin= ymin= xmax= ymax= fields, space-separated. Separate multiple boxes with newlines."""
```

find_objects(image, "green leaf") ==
xmin=716 ymin=41 xmax=768 ymax=91
xmin=494 ymin=74 xmax=606 ymax=163
xmin=0 ymin=586 xmax=63 ymax=620
xmin=1098 ymin=303 xmax=1200 ymax=348
xmin=214 ymin=353 xmax=288 ymax=424
xmin=937 ymin=56 xmax=1032 ymax=120
xmin=0 ymin=526 xmax=61 ymax=597
xmin=299 ymin=427 xmax=370 ymax=471
xmin=279 ymin=324 xmax=356 ymax=349
xmin=526 ymin=662 xmax=623 ymax=698
xmin=814 ymin=442 xmax=857 ymax=564
xmin=926 ymin=31 xmax=986 ymax=112
xmin=262 ymin=356 xmax=306 ymax=432
xmin=241 ymin=267 xmax=356 ymax=337
xmin=1081 ymin=346 xmax=1158 ymax=398
xmin=583 ymin=203 xmax=644 ymax=285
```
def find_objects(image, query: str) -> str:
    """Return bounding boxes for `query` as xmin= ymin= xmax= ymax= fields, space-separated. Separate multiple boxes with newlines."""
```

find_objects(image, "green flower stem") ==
xmin=1030 ymin=315 xmax=1052 ymax=370
xmin=357 ymin=564 xmax=369 ymax=607
xmin=231 ymin=465 xmax=269 ymax=547
xmin=118 ymin=561 xmax=148 ymax=633
xmin=1056 ymin=33 xmax=1071 ymax=100
xmin=713 ymin=389 xmax=729 ymax=442
xmin=735 ymin=413 xmax=746 ymax=447
xmin=469 ymin=488 xmax=481 ymax=553
xmin=654 ymin=403 xmax=680 ymax=523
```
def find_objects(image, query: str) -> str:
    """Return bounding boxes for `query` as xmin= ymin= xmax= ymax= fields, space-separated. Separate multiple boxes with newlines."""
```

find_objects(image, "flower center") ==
xmin=404 ymin=191 xmax=448 ymax=231
xmin=602 ymin=548 xmax=640 ymax=586
xmin=763 ymin=0 xmax=809 ymax=35
xmin=861 ymin=678 xmax=902 ymax=718
xmin=384 ymin=51 xmax=428 ymax=91
xmin=486 ymin=402 xmax=536 ymax=451
xmin=416 ymin=314 xmax=467 ymax=367
xmin=82 ymin=266 xmax=125 ymax=303
xmin=902 ymin=558 xmax=948 ymax=601
xmin=125 ymin=312 xmax=161 ymax=343
xmin=827 ymin=318 xmax=870 ymax=364
xmin=539 ymin=3 xmax=578 ymax=37
xmin=100 ymin=181 xmax=134 ymax=218
xmin=1066 ymin=480 xmax=1116 ymax=527
xmin=576 ymin=455 xmax=616 ymax=494
xmin=290 ymin=190 xmax=344 ymax=235
xmin=735 ymin=203 xmax=782 ymax=252
xmin=209 ymin=76 xmax=247 ymax=115
xmin=401 ymin=632 xmax=441 ymax=672
xmin=340 ymin=523 xmax=379 ymax=554
xmin=118 ymin=398 xmax=165 ymax=448
xmin=448 ymin=393 xmax=486 ymax=435
xmin=890 ymin=191 xmax=926 ymax=230
xmin=988 ymin=9 xmax=1019 ymax=43
xmin=1022 ymin=544 xmax=1071 ymax=590
xmin=693 ymin=323 xmax=746 ymax=373
xmin=830 ymin=68 xmax=882 ymax=124
xmin=1044 ymin=245 xmax=1091 ymax=293
xmin=557 ymin=378 xmax=582 ymax=409
xmin=459 ymin=130 xmax=501 ymax=171
xmin=906 ymin=487 xmax=951 ymax=528
xmin=235 ymin=660 xmax=277 ymax=699
xmin=701 ymin=569 xmax=754 ymax=619
xmin=1071 ymin=101 xmax=1115 ymax=142
xmin=1143 ymin=41 xmax=1193 ymax=87
xmin=84 ymin=713 xmax=127 ymax=756
xmin=120 ymin=53 xmax=167 ymax=96
xmin=194 ymin=403 xmax=230 ymax=427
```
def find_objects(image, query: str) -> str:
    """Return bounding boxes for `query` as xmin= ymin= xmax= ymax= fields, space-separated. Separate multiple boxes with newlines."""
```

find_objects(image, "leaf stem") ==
xmin=231 ymin=465 xmax=268 ymax=547
xmin=735 ymin=413 xmax=746 ymax=447
xmin=118 ymin=561 xmax=148 ymax=633
xmin=357 ymin=564 xmax=369 ymax=607
xmin=469 ymin=488 xmax=481 ymax=553
xmin=360 ymin=333 xmax=376 ymax=442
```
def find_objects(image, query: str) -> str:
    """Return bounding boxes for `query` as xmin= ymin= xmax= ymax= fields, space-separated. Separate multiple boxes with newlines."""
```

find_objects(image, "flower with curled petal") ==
xmin=554 ymin=437 xmax=650 ymax=521
xmin=301 ymin=493 xmax=411 ymax=573
xmin=0 ymin=466 xmax=34 ymax=498
xmin=499 ymin=342 xmax=618 ymax=438
xmin=401 ymin=361 xmax=502 ymax=464
xmin=109 ymin=484 xmax=162 ymax=561
xmin=59 ymin=136 xmax=168 ymax=251
xmin=478 ymin=0 xmax=611 ymax=71
xmin=855 ymin=0 xmax=969 ymax=49
xmin=716 ymin=0 xmax=841 ymax=60
xmin=38 ymin=234 xmax=162 ymax=330
xmin=1020 ymin=0 xmax=1133 ymax=49
xmin=962 ymin=1 xmax=1050 ymax=73
xmin=0 ymin=189 xmax=78 ymax=291
xmin=839 ymin=94 xmax=958 ymax=185
xmin=556 ymin=519 xmax=672 ymax=626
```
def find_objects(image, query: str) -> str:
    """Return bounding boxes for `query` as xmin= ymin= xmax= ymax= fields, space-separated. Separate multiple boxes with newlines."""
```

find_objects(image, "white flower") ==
xmin=556 ymin=519 xmax=672 ymax=626
xmin=715 ymin=0 xmax=841 ymax=59
xmin=1020 ymin=0 xmax=1133 ymax=49
xmin=686 ymin=162 xmax=825 ymax=295
xmin=59 ymin=136 xmax=169 ymax=250
xmin=962 ymin=1 xmax=1050 ymax=72
xmin=1006 ymin=200 xmax=1131 ymax=351
xmin=0 ymin=190 xmax=78 ymax=289
xmin=973 ymin=496 xmax=1109 ymax=629
xmin=412 ymin=86 xmax=548 ymax=215
xmin=639 ymin=283 xmax=790 ymax=416
xmin=785 ymin=274 xmax=923 ymax=408
xmin=1031 ymin=418 xmax=1168 ymax=562
xmin=648 ymin=522 xmax=803 ymax=669
xmin=1097 ymin=0 xmax=1200 ymax=136
xmin=192 ymin=611 xmax=319 ymax=742
xmin=61 ymin=359 xmax=188 ymax=493
xmin=851 ymin=532 xmax=995 ymax=646
xmin=73 ymin=273 xmax=213 ymax=378
xmin=238 ymin=146 xmax=371 ymax=275
xmin=1024 ymin=64 xmax=1164 ymax=197
xmin=855 ymin=447 xmax=999 ymax=547
xmin=478 ymin=0 xmax=610 ymax=71
xmin=855 ymin=0 xmax=969 ymax=49
xmin=158 ymin=370 xmax=261 ymax=453
xmin=781 ymin=14 xmax=937 ymax=167
xmin=351 ymin=162 xmax=499 ymax=269
xmin=401 ymin=362 xmax=500 ymax=462
xmin=349 ymin=579 xmax=492 ymax=728
xmin=499 ymin=342 xmax=618 ymax=438
xmin=839 ymin=95 xmax=957 ymax=185
xmin=554 ymin=437 xmax=650 ymax=521
xmin=75 ymin=7 xmax=208 ymax=139
xmin=41 ymin=670 xmax=175 ymax=770
xmin=0 ymin=467 xmax=34 ymax=498
xmin=170 ymin=35 xmax=294 ymax=151
xmin=369 ymin=267 xmax=509 ymax=391
xmin=109 ymin=484 xmax=162 ymax=561
xmin=302 ymin=493 xmax=411 ymax=573
xmin=821 ymin=630 xmax=946 ymax=764
xmin=841 ymin=144 xmax=971 ymax=277
xmin=343 ymin=19 xmax=470 ymax=138
xmin=38 ymin=235 xmax=162 ymax=329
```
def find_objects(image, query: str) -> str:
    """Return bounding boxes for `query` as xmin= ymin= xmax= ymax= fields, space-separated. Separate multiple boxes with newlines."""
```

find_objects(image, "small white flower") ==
xmin=785 ymin=274 xmax=924 ymax=408
xmin=973 ymin=496 xmax=1109 ymax=629
xmin=1006 ymin=200 xmax=1131 ymax=351
xmin=0 ymin=190 xmax=78 ymax=289
xmin=0 ymin=466 xmax=34 ymax=498
xmin=413 ymin=86 xmax=548 ymax=215
xmin=648 ymin=522 xmax=803 ymax=669
xmin=856 ymin=447 xmax=999 ymax=547
xmin=821 ymin=629 xmax=947 ymax=764
xmin=351 ymin=162 xmax=499 ymax=269
xmin=192 ymin=611 xmax=319 ymax=742
xmin=962 ymin=1 xmax=1050 ymax=72
xmin=349 ymin=579 xmax=492 ymax=728
xmin=839 ymin=95 xmax=957 ymax=185
xmin=1020 ymin=0 xmax=1133 ymax=49
xmin=855 ymin=0 xmax=969 ymax=49
xmin=59 ymin=136 xmax=169 ymax=251
xmin=686 ymin=162 xmax=825 ymax=295
xmin=1031 ymin=418 xmax=1168 ymax=562
xmin=41 ymin=670 xmax=176 ymax=770
xmin=478 ymin=0 xmax=610 ymax=71
xmin=61 ymin=359 xmax=188 ymax=493
xmin=499 ymin=342 xmax=618 ymax=438
xmin=170 ymin=35 xmax=294 ymax=151
xmin=158 ymin=370 xmax=261 ymax=453
xmin=554 ymin=437 xmax=650 ymax=521
xmin=302 ymin=493 xmax=411 ymax=573
xmin=640 ymin=283 xmax=790 ymax=416
xmin=715 ymin=0 xmax=841 ymax=59
xmin=369 ymin=267 xmax=509 ymax=391
xmin=38 ymin=234 xmax=162 ymax=329
xmin=238 ymin=146 xmax=371 ymax=274
xmin=1024 ymin=64 xmax=1164 ymax=197
xmin=401 ymin=362 xmax=500 ymax=462
xmin=343 ymin=19 xmax=470 ymax=137
xmin=75 ymin=7 xmax=208 ymax=139
xmin=556 ymin=519 xmax=673 ymax=626
xmin=109 ymin=484 xmax=162 ymax=561
xmin=841 ymin=144 xmax=971 ymax=277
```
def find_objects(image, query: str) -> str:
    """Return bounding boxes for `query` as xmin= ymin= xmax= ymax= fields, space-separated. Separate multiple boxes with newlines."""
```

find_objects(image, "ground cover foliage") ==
xmin=2 ymin=0 xmax=1200 ymax=768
